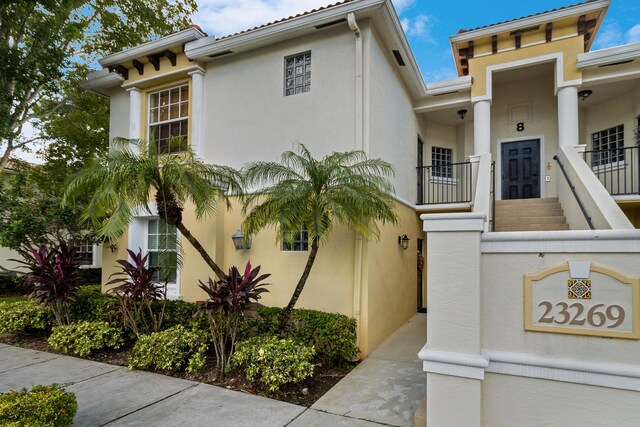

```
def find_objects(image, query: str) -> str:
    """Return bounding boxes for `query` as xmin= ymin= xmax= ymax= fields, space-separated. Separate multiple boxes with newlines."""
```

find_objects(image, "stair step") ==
xmin=496 ymin=223 xmax=570 ymax=232
xmin=495 ymin=207 xmax=565 ymax=217
xmin=496 ymin=197 xmax=559 ymax=206
xmin=496 ymin=216 xmax=567 ymax=225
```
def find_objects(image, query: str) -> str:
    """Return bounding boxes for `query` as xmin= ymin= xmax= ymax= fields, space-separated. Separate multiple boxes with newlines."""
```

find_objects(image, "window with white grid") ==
xmin=431 ymin=146 xmax=453 ymax=178
xmin=147 ymin=219 xmax=178 ymax=282
xmin=592 ymin=125 xmax=624 ymax=167
xmin=284 ymin=52 xmax=311 ymax=96
xmin=77 ymin=244 xmax=93 ymax=266
xmin=282 ymin=226 xmax=309 ymax=251
xmin=148 ymin=85 xmax=189 ymax=154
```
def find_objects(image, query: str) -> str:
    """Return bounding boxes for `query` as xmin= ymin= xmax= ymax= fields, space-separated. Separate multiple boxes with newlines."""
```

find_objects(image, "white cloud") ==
xmin=592 ymin=23 xmax=623 ymax=49
xmin=423 ymin=67 xmax=457 ymax=83
xmin=626 ymin=24 xmax=640 ymax=44
xmin=195 ymin=0 xmax=337 ymax=38
xmin=402 ymin=15 xmax=435 ymax=43
xmin=391 ymin=0 xmax=415 ymax=14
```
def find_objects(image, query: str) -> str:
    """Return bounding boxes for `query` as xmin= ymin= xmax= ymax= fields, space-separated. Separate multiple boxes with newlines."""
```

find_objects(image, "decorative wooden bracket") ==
xmin=109 ymin=65 xmax=129 ymax=80
xmin=132 ymin=59 xmax=144 ymax=76
xmin=147 ymin=55 xmax=160 ymax=71
xmin=492 ymin=35 xmax=498 ymax=54
xmin=545 ymin=23 xmax=553 ymax=43
xmin=164 ymin=50 xmax=177 ymax=66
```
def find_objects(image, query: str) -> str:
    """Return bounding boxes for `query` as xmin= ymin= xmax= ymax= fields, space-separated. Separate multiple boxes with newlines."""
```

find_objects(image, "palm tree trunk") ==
xmin=280 ymin=238 xmax=319 ymax=326
xmin=175 ymin=222 xmax=227 ymax=280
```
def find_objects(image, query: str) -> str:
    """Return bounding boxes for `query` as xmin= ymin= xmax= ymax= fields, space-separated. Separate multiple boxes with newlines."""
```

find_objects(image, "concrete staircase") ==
xmin=494 ymin=197 xmax=569 ymax=232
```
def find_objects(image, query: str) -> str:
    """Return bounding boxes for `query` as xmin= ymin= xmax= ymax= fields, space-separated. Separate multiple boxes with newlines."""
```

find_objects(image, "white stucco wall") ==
xmin=584 ymin=91 xmax=636 ymax=149
xmin=201 ymin=25 xmax=357 ymax=168
xmin=367 ymin=26 xmax=422 ymax=203
xmin=481 ymin=251 xmax=640 ymax=365
xmin=0 ymin=246 xmax=21 ymax=272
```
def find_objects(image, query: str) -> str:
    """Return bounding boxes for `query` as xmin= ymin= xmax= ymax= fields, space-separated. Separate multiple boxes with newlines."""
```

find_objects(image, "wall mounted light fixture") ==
xmin=398 ymin=234 xmax=410 ymax=250
xmin=457 ymin=109 xmax=467 ymax=120
xmin=578 ymin=89 xmax=592 ymax=101
xmin=231 ymin=229 xmax=252 ymax=251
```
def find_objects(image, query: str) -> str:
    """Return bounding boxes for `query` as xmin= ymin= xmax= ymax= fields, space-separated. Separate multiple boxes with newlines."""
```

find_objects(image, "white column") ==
xmin=127 ymin=87 xmax=142 ymax=140
xmin=420 ymin=213 xmax=486 ymax=427
xmin=473 ymin=100 xmax=491 ymax=155
xmin=188 ymin=70 xmax=205 ymax=159
xmin=557 ymin=85 xmax=579 ymax=147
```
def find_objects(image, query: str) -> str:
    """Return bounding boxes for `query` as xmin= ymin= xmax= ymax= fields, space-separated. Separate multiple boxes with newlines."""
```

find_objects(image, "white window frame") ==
xmin=128 ymin=203 xmax=181 ymax=300
xmin=147 ymin=85 xmax=189 ymax=154
xmin=431 ymin=146 xmax=454 ymax=179
xmin=591 ymin=124 xmax=625 ymax=168
xmin=77 ymin=243 xmax=95 ymax=266
xmin=282 ymin=226 xmax=309 ymax=251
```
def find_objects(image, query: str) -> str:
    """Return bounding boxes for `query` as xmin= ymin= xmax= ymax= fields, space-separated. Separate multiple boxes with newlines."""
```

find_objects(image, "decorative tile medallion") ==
xmin=568 ymin=279 xmax=591 ymax=299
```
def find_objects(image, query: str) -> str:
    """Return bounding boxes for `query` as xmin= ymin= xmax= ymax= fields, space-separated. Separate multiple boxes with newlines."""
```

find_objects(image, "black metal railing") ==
xmin=582 ymin=145 xmax=640 ymax=196
xmin=417 ymin=161 xmax=473 ymax=205
xmin=554 ymin=155 xmax=594 ymax=230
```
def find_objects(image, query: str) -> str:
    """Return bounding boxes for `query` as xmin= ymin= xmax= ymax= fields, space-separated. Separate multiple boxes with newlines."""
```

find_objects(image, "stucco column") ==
xmin=473 ymin=100 xmax=491 ymax=155
xmin=419 ymin=213 xmax=487 ymax=427
xmin=557 ymin=85 xmax=579 ymax=147
xmin=188 ymin=70 xmax=205 ymax=158
xmin=127 ymin=87 xmax=142 ymax=140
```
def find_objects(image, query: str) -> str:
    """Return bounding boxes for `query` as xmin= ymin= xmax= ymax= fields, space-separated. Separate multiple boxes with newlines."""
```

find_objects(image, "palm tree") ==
xmin=242 ymin=144 xmax=398 ymax=317
xmin=64 ymin=138 xmax=242 ymax=280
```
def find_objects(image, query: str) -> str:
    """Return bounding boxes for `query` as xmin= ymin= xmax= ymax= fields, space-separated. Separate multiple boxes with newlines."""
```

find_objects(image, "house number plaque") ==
xmin=524 ymin=262 xmax=640 ymax=339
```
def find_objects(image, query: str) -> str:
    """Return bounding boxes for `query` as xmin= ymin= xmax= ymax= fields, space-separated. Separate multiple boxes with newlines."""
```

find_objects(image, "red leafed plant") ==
xmin=106 ymin=248 xmax=167 ymax=337
xmin=15 ymin=240 xmax=81 ymax=326
xmin=195 ymin=261 xmax=271 ymax=372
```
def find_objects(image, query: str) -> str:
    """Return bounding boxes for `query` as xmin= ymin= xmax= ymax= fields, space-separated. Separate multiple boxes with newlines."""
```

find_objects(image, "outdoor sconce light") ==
xmin=231 ymin=229 xmax=252 ymax=251
xmin=578 ymin=89 xmax=592 ymax=101
xmin=398 ymin=234 xmax=410 ymax=251
xmin=457 ymin=109 xmax=467 ymax=120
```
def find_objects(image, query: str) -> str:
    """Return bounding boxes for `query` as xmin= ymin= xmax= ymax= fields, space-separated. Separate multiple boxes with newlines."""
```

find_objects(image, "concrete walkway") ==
xmin=0 ymin=314 xmax=426 ymax=426
xmin=312 ymin=313 xmax=426 ymax=426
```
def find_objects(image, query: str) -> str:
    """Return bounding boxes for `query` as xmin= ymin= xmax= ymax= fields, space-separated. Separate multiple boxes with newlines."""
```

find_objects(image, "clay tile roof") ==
xmin=214 ymin=0 xmax=356 ymax=41
xmin=457 ymin=0 xmax=596 ymax=34
xmin=185 ymin=23 xmax=208 ymax=37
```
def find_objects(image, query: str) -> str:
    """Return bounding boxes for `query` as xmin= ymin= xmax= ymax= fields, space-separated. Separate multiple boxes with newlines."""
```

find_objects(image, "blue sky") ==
xmin=396 ymin=0 xmax=640 ymax=82
xmin=194 ymin=0 xmax=640 ymax=83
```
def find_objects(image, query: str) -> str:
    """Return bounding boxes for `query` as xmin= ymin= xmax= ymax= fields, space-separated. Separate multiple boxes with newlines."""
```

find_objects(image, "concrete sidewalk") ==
xmin=0 ymin=314 xmax=426 ymax=426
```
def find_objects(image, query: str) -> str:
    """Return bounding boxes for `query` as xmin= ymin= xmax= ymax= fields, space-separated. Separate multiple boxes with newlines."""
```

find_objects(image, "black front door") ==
xmin=501 ymin=139 xmax=540 ymax=200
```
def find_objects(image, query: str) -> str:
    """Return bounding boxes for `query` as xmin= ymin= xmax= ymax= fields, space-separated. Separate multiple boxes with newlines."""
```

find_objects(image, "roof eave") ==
xmin=577 ymin=42 xmax=640 ymax=69
xmin=449 ymin=0 xmax=611 ymax=44
xmin=81 ymin=68 xmax=124 ymax=97
xmin=99 ymin=27 xmax=206 ymax=68
xmin=185 ymin=0 xmax=385 ymax=59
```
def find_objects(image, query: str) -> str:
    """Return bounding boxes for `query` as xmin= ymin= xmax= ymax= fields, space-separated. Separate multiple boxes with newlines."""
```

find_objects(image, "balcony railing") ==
xmin=582 ymin=145 xmax=640 ymax=196
xmin=417 ymin=161 xmax=473 ymax=205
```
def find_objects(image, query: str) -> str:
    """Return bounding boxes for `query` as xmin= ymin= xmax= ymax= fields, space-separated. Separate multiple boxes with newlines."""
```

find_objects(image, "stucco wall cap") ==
xmin=422 ymin=212 xmax=486 ymax=232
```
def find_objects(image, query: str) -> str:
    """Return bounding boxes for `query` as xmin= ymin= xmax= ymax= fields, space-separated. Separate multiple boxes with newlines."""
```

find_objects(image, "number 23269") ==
xmin=537 ymin=301 xmax=625 ymax=328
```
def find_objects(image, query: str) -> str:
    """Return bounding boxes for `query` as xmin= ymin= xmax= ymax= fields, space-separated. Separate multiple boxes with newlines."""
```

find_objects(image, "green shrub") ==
xmin=231 ymin=335 xmax=315 ymax=392
xmin=69 ymin=285 xmax=119 ymax=323
xmin=48 ymin=321 xmax=124 ymax=356
xmin=162 ymin=300 xmax=205 ymax=330
xmin=76 ymin=267 xmax=102 ymax=284
xmin=129 ymin=325 xmax=208 ymax=373
xmin=242 ymin=307 xmax=358 ymax=363
xmin=0 ymin=383 xmax=77 ymax=427
xmin=0 ymin=300 xmax=48 ymax=334
xmin=0 ymin=273 xmax=27 ymax=295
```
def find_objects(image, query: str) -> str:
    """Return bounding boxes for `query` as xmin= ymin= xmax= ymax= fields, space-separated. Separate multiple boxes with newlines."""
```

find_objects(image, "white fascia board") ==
xmin=425 ymin=76 xmax=472 ymax=96
xmin=449 ymin=0 xmax=611 ymax=44
xmin=99 ymin=27 xmax=206 ymax=67
xmin=577 ymin=42 xmax=640 ymax=69
xmin=377 ymin=0 xmax=427 ymax=96
xmin=185 ymin=0 xmax=385 ymax=59
xmin=80 ymin=68 xmax=124 ymax=97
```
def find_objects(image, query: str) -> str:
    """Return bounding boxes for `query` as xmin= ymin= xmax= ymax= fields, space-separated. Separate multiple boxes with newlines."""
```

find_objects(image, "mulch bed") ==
xmin=0 ymin=332 xmax=354 ymax=407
